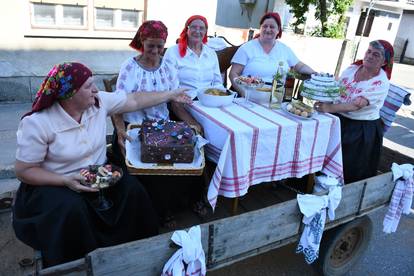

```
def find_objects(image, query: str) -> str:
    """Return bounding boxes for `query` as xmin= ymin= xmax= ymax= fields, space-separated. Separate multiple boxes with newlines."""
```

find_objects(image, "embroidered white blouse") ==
xmin=231 ymin=39 xmax=300 ymax=83
xmin=116 ymin=56 xmax=179 ymax=124
xmin=338 ymin=65 xmax=389 ymax=120
xmin=16 ymin=91 xmax=127 ymax=176
xmin=164 ymin=44 xmax=224 ymax=90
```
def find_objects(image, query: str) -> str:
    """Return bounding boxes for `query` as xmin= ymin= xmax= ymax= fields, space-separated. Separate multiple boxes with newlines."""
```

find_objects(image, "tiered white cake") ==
xmin=301 ymin=73 xmax=340 ymax=102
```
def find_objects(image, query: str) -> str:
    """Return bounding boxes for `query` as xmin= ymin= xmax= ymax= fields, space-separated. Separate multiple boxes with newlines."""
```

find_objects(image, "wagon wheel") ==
xmin=314 ymin=216 xmax=373 ymax=276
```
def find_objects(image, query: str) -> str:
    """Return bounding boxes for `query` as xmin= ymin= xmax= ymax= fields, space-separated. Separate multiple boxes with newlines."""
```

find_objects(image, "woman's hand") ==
xmin=314 ymin=102 xmax=332 ymax=113
xmin=169 ymin=88 xmax=192 ymax=104
xmin=117 ymin=128 xmax=133 ymax=157
xmin=192 ymin=122 xmax=204 ymax=136
xmin=63 ymin=174 xmax=98 ymax=193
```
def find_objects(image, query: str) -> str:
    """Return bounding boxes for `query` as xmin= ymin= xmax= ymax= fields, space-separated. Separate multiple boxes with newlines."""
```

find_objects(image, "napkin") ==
xmin=162 ymin=225 xmax=206 ymax=276
xmin=383 ymin=163 xmax=414 ymax=233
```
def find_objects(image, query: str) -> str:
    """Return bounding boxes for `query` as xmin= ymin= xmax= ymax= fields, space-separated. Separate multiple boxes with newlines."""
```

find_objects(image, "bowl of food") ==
xmin=197 ymin=88 xmax=237 ymax=107
xmin=249 ymin=85 xmax=272 ymax=104
xmin=80 ymin=164 xmax=123 ymax=189
xmin=282 ymin=100 xmax=315 ymax=119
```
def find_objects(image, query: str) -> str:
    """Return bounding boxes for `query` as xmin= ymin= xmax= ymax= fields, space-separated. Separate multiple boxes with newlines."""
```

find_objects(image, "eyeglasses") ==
xmin=188 ymin=25 xmax=206 ymax=32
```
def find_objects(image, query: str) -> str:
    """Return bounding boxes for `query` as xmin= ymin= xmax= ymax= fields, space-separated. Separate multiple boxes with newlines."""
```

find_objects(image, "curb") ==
xmin=0 ymin=165 xmax=15 ymax=180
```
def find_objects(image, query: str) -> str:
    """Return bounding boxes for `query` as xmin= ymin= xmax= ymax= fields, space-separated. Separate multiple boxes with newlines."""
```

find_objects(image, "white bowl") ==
xmin=197 ymin=88 xmax=237 ymax=107
xmin=245 ymin=85 xmax=272 ymax=104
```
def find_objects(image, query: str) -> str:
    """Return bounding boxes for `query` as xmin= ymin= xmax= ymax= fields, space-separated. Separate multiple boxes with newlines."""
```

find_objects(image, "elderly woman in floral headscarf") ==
xmin=164 ymin=15 xmax=224 ymax=90
xmin=113 ymin=20 xmax=205 ymax=229
xmin=13 ymin=62 xmax=191 ymax=267
xmin=314 ymin=40 xmax=394 ymax=184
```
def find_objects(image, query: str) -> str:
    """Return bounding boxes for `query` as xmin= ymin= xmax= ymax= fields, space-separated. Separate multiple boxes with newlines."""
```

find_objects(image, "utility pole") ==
xmin=353 ymin=0 xmax=376 ymax=62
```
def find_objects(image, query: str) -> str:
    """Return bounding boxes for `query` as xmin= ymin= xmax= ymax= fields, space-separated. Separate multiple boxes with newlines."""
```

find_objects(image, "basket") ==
xmin=125 ymin=124 xmax=205 ymax=176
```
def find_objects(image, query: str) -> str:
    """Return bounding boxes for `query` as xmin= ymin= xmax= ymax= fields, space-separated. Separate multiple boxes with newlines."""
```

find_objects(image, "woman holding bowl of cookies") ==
xmin=13 ymin=62 xmax=191 ymax=267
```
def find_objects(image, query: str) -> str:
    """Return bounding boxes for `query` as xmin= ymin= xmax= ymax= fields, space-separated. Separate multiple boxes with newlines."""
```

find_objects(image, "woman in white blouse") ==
xmin=113 ymin=20 xmax=205 ymax=228
xmin=113 ymin=20 xmax=202 ymax=157
xmin=164 ymin=15 xmax=224 ymax=90
xmin=229 ymin=12 xmax=315 ymax=96
xmin=314 ymin=40 xmax=394 ymax=183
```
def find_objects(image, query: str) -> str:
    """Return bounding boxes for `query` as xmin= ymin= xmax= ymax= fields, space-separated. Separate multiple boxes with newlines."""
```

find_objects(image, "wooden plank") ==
xmin=331 ymin=180 xmax=364 ymax=221
xmin=39 ymin=258 xmax=86 ymax=276
xmin=88 ymin=225 xmax=209 ymax=276
xmin=209 ymin=198 xmax=301 ymax=264
xmin=360 ymin=172 xmax=394 ymax=211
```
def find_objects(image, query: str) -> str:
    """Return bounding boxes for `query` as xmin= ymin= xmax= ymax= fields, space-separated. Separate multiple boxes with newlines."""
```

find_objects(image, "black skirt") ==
xmin=338 ymin=114 xmax=383 ymax=184
xmin=12 ymin=171 xmax=159 ymax=268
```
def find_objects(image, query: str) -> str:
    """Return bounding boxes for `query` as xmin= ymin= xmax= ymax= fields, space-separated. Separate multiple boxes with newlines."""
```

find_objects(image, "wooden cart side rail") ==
xmin=38 ymin=172 xmax=395 ymax=276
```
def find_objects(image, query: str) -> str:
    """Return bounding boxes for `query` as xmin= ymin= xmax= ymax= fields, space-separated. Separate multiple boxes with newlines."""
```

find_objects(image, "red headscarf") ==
xmin=23 ymin=62 xmax=92 ymax=118
xmin=255 ymin=12 xmax=283 ymax=40
xmin=353 ymin=40 xmax=394 ymax=80
xmin=129 ymin=20 xmax=168 ymax=52
xmin=178 ymin=15 xmax=208 ymax=57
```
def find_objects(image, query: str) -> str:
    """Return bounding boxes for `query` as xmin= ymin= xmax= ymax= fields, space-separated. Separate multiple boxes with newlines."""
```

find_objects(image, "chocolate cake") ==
xmin=140 ymin=120 xmax=195 ymax=163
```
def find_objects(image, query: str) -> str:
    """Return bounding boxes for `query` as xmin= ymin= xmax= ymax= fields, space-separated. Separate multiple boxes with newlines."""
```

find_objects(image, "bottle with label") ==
xmin=283 ymin=68 xmax=295 ymax=102
xmin=269 ymin=61 xmax=285 ymax=109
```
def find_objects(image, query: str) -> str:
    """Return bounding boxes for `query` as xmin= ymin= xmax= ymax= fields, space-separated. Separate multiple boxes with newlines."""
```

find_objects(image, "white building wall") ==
xmin=396 ymin=12 xmax=414 ymax=58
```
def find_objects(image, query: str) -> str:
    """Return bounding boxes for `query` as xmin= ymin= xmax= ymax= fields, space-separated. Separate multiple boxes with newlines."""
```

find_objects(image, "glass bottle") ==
xmin=270 ymin=61 xmax=285 ymax=109
xmin=283 ymin=68 xmax=295 ymax=102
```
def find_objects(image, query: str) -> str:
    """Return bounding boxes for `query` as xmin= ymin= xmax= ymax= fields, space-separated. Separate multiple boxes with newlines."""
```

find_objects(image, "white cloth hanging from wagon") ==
xmin=296 ymin=176 xmax=342 ymax=264
xmin=162 ymin=225 xmax=206 ymax=276
xmin=383 ymin=163 xmax=414 ymax=233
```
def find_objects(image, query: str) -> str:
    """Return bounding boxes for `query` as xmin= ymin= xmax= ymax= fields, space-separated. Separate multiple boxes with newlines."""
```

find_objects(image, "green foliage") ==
xmin=285 ymin=0 xmax=354 ymax=38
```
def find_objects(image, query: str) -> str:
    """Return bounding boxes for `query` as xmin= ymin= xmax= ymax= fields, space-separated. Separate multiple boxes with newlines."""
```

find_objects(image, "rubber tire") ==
xmin=313 ymin=215 xmax=373 ymax=276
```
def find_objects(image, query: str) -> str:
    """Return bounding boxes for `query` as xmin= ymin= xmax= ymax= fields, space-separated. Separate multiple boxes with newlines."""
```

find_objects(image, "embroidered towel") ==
xmin=162 ymin=225 xmax=206 ymax=276
xmin=380 ymin=84 xmax=411 ymax=133
xmin=383 ymin=163 xmax=414 ymax=233
xmin=296 ymin=185 xmax=342 ymax=264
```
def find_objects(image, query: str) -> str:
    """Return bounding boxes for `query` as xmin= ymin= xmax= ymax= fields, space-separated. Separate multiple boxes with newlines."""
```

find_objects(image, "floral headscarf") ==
xmin=178 ymin=15 xmax=208 ymax=57
xmin=23 ymin=62 xmax=92 ymax=118
xmin=129 ymin=20 xmax=168 ymax=52
xmin=255 ymin=12 xmax=282 ymax=40
xmin=353 ymin=40 xmax=394 ymax=80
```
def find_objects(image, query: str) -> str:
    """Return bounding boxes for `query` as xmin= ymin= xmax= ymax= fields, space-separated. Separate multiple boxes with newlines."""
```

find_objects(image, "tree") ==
xmin=285 ymin=0 xmax=354 ymax=38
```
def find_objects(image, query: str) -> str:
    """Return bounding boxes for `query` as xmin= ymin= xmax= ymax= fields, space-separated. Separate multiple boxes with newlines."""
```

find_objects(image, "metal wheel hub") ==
xmin=330 ymin=227 xmax=362 ymax=267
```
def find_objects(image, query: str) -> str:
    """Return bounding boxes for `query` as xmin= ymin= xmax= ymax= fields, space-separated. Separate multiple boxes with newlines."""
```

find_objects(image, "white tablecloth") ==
xmin=187 ymin=100 xmax=343 ymax=210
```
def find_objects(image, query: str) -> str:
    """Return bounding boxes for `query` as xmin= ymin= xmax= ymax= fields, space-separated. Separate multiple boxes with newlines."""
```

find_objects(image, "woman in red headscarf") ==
xmin=13 ymin=62 xmax=191 ymax=267
xmin=314 ymin=40 xmax=394 ymax=183
xmin=230 ymin=12 xmax=316 ymax=96
xmin=113 ymin=20 xmax=206 ymax=228
xmin=164 ymin=15 xmax=224 ymax=90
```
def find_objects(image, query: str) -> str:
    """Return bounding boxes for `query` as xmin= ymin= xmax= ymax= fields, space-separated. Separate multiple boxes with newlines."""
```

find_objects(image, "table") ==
xmin=187 ymin=100 xmax=343 ymax=210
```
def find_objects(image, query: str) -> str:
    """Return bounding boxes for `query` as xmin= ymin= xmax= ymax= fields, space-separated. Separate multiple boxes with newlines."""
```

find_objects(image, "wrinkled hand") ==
xmin=117 ymin=129 xmax=133 ymax=157
xmin=63 ymin=174 xmax=98 ymax=193
xmin=170 ymin=88 xmax=192 ymax=104
xmin=352 ymin=96 xmax=368 ymax=108
xmin=193 ymin=122 xmax=204 ymax=136
xmin=314 ymin=101 xmax=331 ymax=113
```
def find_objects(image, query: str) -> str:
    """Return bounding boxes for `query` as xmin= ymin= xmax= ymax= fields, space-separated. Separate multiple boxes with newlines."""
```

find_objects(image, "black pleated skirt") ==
xmin=12 ymin=171 xmax=159 ymax=267
xmin=338 ymin=114 xmax=383 ymax=184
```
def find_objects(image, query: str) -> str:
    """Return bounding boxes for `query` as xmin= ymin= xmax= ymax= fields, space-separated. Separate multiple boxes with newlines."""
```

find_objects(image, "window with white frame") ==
xmin=95 ymin=8 xmax=141 ymax=30
xmin=31 ymin=2 xmax=86 ymax=28
xmin=95 ymin=8 xmax=114 ymax=28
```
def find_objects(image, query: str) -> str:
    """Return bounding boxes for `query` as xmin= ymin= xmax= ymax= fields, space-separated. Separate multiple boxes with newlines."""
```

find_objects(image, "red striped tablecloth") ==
xmin=187 ymin=101 xmax=343 ymax=209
